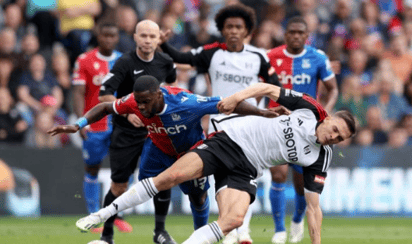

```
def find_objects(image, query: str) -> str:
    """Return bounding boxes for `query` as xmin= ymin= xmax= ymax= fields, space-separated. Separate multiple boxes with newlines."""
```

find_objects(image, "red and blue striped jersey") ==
xmin=267 ymin=45 xmax=334 ymax=107
xmin=72 ymin=48 xmax=122 ymax=132
xmin=113 ymin=86 xmax=221 ymax=156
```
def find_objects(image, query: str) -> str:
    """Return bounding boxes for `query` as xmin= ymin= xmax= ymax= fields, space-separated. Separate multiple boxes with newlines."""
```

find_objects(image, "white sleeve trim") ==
xmin=322 ymin=73 xmax=335 ymax=82
xmin=112 ymin=101 xmax=119 ymax=114
xmin=72 ymin=79 xmax=86 ymax=85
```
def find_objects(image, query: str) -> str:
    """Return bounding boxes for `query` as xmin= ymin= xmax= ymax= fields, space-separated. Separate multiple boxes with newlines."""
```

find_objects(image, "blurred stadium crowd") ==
xmin=1 ymin=0 xmax=412 ymax=148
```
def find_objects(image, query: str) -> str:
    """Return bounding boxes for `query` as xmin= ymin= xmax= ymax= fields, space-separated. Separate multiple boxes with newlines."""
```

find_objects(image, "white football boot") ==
xmin=289 ymin=220 xmax=304 ymax=243
xmin=222 ymin=229 xmax=238 ymax=244
xmin=238 ymin=229 xmax=253 ymax=244
xmin=76 ymin=213 xmax=105 ymax=232
xmin=271 ymin=231 xmax=287 ymax=244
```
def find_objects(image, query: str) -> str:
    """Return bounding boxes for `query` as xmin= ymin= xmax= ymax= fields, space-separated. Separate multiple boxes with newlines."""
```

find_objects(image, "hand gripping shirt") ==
xmin=113 ymin=86 xmax=221 ymax=156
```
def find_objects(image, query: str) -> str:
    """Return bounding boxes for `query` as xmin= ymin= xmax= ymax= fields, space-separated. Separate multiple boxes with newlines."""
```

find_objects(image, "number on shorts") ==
xmin=193 ymin=177 xmax=207 ymax=190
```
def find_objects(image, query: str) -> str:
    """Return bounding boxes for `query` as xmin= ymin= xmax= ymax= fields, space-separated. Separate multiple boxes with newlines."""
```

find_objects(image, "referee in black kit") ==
xmin=98 ymin=20 xmax=176 ymax=244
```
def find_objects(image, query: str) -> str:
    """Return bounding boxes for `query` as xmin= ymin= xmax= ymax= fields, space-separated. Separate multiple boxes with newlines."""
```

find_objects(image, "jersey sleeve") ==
xmin=100 ymin=56 xmax=129 ymax=96
xmin=72 ymin=56 xmax=87 ymax=86
xmin=316 ymin=50 xmax=335 ymax=82
xmin=190 ymin=94 xmax=221 ymax=115
xmin=276 ymin=88 xmax=328 ymax=122
xmin=165 ymin=61 xmax=177 ymax=84
xmin=160 ymin=42 xmax=216 ymax=73
xmin=256 ymin=52 xmax=280 ymax=86
xmin=113 ymin=93 xmax=136 ymax=115
xmin=302 ymin=145 xmax=332 ymax=194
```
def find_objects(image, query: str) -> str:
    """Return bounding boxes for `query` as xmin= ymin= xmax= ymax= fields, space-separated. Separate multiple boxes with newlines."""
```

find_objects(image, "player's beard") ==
xmin=147 ymin=106 xmax=158 ymax=118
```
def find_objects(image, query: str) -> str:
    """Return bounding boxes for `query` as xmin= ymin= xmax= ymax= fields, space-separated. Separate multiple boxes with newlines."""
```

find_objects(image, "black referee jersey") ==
xmin=99 ymin=51 xmax=176 ymax=145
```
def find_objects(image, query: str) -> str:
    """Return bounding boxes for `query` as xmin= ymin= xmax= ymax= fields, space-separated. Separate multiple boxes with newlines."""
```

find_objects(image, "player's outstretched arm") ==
xmin=230 ymin=100 xmax=290 ymax=118
xmin=160 ymin=42 xmax=195 ymax=65
xmin=47 ymin=102 xmax=115 ymax=136
xmin=218 ymin=83 xmax=281 ymax=114
xmin=305 ymin=191 xmax=322 ymax=244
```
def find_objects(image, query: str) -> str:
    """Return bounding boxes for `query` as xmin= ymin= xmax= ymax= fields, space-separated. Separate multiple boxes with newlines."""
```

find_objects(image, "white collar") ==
xmin=283 ymin=48 xmax=307 ymax=58
xmin=157 ymin=104 xmax=168 ymax=115
xmin=96 ymin=51 xmax=117 ymax=62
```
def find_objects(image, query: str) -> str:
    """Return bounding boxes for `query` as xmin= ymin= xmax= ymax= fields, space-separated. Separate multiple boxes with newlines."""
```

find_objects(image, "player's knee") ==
xmin=160 ymin=171 xmax=184 ymax=188
xmin=189 ymin=191 xmax=208 ymax=207
xmin=85 ymin=165 xmax=100 ymax=176
xmin=271 ymin=171 xmax=287 ymax=183
xmin=111 ymin=182 xmax=128 ymax=196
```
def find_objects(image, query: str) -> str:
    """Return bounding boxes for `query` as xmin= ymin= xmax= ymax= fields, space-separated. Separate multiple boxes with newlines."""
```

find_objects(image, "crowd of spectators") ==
xmin=0 ymin=0 xmax=412 ymax=149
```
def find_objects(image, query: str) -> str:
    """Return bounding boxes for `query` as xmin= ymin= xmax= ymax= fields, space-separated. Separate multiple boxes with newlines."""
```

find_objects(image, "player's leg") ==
xmin=270 ymin=164 xmax=289 ymax=244
xmin=137 ymin=139 xmax=176 ymax=244
xmin=76 ymin=152 xmax=205 ymax=232
xmin=180 ymin=177 xmax=210 ymax=230
xmin=82 ymin=132 xmax=108 ymax=214
xmin=182 ymin=188 xmax=250 ymax=244
xmin=237 ymin=205 xmax=253 ymax=244
xmin=100 ymin=141 xmax=143 ymax=243
xmin=289 ymin=166 xmax=305 ymax=243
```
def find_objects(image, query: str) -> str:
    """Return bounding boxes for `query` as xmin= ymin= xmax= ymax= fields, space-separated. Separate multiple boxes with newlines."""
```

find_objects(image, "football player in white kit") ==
xmin=75 ymin=83 xmax=356 ymax=244
xmin=161 ymin=6 xmax=279 ymax=242
xmin=160 ymin=3 xmax=280 ymax=134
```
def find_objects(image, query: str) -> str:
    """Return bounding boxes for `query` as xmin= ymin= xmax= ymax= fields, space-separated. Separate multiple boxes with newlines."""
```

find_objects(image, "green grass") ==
xmin=0 ymin=215 xmax=411 ymax=244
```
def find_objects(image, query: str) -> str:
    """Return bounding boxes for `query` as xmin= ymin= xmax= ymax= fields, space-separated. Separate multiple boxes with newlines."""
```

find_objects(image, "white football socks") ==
xmin=97 ymin=178 xmax=159 ymax=221
xmin=182 ymin=221 xmax=224 ymax=244
xmin=237 ymin=204 xmax=253 ymax=235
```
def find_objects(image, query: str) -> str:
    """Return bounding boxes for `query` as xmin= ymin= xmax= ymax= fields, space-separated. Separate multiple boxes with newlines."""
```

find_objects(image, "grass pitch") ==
xmin=0 ymin=215 xmax=410 ymax=244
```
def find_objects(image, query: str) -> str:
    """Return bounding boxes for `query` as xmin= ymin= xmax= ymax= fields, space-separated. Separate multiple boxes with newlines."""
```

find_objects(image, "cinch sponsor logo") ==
xmin=279 ymin=71 xmax=311 ymax=85
xmin=147 ymin=123 xmax=187 ymax=135
xmin=215 ymin=71 xmax=253 ymax=85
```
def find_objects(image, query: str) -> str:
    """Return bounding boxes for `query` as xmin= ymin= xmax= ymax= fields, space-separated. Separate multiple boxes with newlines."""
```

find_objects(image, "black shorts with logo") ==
xmin=190 ymin=131 xmax=258 ymax=204
xmin=109 ymin=123 xmax=146 ymax=183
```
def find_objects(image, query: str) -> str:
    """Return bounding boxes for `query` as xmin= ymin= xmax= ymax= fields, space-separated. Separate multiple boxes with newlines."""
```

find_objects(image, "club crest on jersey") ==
xmin=181 ymin=96 xmax=188 ymax=103
xmin=94 ymin=62 xmax=100 ymax=70
xmin=171 ymin=113 xmax=181 ymax=121
xmin=276 ymin=59 xmax=283 ymax=66
xmin=302 ymin=59 xmax=311 ymax=69
xmin=314 ymin=175 xmax=325 ymax=184
xmin=304 ymin=145 xmax=311 ymax=155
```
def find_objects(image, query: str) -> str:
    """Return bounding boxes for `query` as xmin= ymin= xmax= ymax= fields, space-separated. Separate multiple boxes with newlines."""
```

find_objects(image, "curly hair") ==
xmin=214 ymin=4 xmax=256 ymax=35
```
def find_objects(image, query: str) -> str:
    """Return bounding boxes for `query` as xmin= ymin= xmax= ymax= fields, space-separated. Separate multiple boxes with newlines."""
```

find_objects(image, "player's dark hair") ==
xmin=133 ymin=75 xmax=160 ymax=93
xmin=335 ymin=110 xmax=357 ymax=137
xmin=98 ymin=22 xmax=118 ymax=32
xmin=286 ymin=16 xmax=308 ymax=30
xmin=215 ymin=4 xmax=256 ymax=35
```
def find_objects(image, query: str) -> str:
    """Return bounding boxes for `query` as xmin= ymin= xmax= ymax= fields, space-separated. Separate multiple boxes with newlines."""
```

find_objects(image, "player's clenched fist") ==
xmin=217 ymin=95 xmax=241 ymax=115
